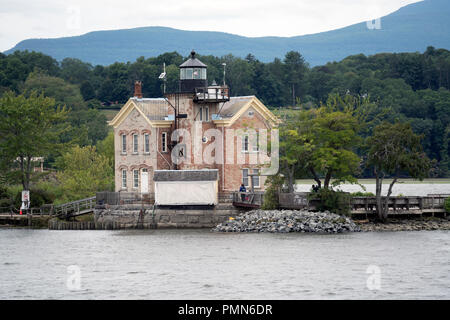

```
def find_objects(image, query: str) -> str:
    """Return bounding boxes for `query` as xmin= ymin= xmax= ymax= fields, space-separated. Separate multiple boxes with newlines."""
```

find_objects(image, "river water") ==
xmin=0 ymin=229 xmax=449 ymax=300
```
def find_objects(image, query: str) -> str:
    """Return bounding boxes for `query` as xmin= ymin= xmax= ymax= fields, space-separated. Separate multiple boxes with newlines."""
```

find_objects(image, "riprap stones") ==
xmin=212 ymin=209 xmax=361 ymax=233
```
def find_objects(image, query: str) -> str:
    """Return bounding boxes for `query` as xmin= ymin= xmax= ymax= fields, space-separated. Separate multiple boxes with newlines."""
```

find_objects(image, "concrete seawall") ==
xmin=93 ymin=204 xmax=243 ymax=229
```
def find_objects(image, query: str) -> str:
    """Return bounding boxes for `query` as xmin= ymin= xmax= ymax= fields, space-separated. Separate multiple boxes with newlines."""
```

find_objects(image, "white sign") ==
xmin=22 ymin=190 xmax=30 ymax=202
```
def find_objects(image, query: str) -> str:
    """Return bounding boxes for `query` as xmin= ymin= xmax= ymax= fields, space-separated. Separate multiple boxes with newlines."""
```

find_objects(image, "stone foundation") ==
xmin=94 ymin=204 xmax=244 ymax=229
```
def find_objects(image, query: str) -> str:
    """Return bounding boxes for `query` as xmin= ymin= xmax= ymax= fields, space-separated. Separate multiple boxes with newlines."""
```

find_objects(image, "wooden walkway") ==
xmin=0 ymin=196 xmax=96 ymax=220
xmin=232 ymin=192 xmax=264 ymax=208
xmin=233 ymin=192 xmax=448 ymax=217
xmin=52 ymin=197 xmax=96 ymax=219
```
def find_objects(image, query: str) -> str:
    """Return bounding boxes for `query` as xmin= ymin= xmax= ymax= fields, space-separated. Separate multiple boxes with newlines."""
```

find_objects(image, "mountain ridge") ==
xmin=5 ymin=0 xmax=450 ymax=66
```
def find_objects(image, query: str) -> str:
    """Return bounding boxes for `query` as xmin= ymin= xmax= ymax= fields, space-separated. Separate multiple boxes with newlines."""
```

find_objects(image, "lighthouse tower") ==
xmin=179 ymin=50 xmax=208 ymax=93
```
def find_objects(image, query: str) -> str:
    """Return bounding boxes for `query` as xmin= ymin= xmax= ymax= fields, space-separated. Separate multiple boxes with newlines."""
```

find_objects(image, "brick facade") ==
xmin=112 ymin=95 xmax=278 ymax=194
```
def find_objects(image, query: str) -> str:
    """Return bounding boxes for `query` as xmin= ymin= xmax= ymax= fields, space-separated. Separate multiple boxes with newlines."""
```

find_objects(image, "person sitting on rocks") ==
xmin=239 ymin=184 xmax=247 ymax=201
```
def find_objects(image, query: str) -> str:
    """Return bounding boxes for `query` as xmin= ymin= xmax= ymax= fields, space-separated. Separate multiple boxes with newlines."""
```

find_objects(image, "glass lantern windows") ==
xmin=180 ymin=68 xmax=206 ymax=80
xmin=185 ymin=68 xmax=193 ymax=79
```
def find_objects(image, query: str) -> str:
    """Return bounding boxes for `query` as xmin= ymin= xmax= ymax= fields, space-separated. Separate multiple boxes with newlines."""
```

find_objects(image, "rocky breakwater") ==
xmin=212 ymin=210 xmax=361 ymax=233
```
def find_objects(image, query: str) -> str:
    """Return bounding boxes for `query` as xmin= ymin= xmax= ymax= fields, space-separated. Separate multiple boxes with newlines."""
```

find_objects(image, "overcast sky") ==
xmin=0 ymin=0 xmax=423 ymax=52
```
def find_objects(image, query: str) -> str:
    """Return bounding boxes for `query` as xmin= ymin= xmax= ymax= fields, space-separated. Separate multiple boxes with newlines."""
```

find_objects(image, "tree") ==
xmin=56 ymin=145 xmax=114 ymax=202
xmin=23 ymin=72 xmax=86 ymax=110
xmin=284 ymin=51 xmax=308 ymax=105
xmin=96 ymin=131 xmax=114 ymax=169
xmin=80 ymin=81 xmax=96 ymax=101
xmin=0 ymin=91 xmax=68 ymax=190
xmin=277 ymin=100 xmax=361 ymax=191
xmin=366 ymin=122 xmax=431 ymax=221
xmin=278 ymin=110 xmax=315 ymax=192
xmin=60 ymin=58 xmax=93 ymax=84
xmin=308 ymin=108 xmax=361 ymax=189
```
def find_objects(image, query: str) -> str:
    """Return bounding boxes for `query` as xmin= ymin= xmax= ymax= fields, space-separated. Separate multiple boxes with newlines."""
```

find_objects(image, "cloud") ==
xmin=0 ymin=0 xmax=423 ymax=52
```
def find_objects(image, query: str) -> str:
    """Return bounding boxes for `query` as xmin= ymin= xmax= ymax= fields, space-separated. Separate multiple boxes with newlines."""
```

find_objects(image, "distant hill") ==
xmin=5 ymin=0 xmax=450 ymax=66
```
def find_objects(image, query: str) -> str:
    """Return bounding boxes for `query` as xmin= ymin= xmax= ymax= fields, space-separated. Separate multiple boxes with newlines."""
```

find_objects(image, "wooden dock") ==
xmin=0 ymin=196 xmax=97 ymax=227
xmin=233 ymin=192 xmax=448 ymax=217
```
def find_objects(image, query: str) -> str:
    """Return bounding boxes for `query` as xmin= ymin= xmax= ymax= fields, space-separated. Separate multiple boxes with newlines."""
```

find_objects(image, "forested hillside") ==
xmin=0 ymin=48 xmax=449 ymax=177
xmin=5 ymin=0 xmax=450 ymax=66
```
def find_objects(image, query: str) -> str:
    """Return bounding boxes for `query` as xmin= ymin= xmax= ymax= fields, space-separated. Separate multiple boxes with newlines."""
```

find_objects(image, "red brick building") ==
xmin=109 ymin=51 xmax=280 ymax=195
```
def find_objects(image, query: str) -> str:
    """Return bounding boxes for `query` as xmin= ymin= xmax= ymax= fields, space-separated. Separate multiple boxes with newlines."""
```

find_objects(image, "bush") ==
xmin=351 ymin=191 xmax=375 ymax=197
xmin=445 ymin=197 xmax=450 ymax=214
xmin=309 ymin=188 xmax=351 ymax=216
xmin=0 ymin=186 xmax=12 ymax=209
xmin=261 ymin=175 xmax=284 ymax=210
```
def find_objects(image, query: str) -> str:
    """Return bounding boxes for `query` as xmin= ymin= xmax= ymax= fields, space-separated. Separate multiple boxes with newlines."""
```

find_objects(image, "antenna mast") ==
xmin=222 ymin=63 xmax=227 ymax=86
xmin=159 ymin=62 xmax=167 ymax=95
xmin=163 ymin=62 xmax=166 ymax=94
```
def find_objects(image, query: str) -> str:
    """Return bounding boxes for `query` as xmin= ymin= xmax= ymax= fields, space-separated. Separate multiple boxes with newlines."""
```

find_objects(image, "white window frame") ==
xmin=242 ymin=168 xmax=249 ymax=187
xmin=252 ymin=132 xmax=259 ymax=152
xmin=121 ymin=134 xmax=127 ymax=154
xmin=122 ymin=170 xmax=127 ymax=189
xmin=252 ymin=169 xmax=260 ymax=188
xmin=199 ymin=107 xmax=203 ymax=121
xmin=204 ymin=106 xmax=209 ymax=122
xmin=133 ymin=134 xmax=138 ymax=154
xmin=144 ymin=133 xmax=150 ymax=154
xmin=161 ymin=132 xmax=168 ymax=153
xmin=133 ymin=169 xmax=139 ymax=189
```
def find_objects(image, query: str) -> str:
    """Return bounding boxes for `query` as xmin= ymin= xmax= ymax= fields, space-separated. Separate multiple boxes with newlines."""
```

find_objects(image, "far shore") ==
xmin=296 ymin=178 xmax=450 ymax=185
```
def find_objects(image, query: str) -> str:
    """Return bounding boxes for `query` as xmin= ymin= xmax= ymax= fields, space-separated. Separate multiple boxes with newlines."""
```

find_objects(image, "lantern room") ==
xmin=179 ymin=50 xmax=208 ymax=93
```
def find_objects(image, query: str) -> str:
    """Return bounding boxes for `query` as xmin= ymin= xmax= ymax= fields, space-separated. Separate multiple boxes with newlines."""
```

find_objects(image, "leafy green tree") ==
xmin=56 ymin=146 xmax=114 ymax=202
xmin=96 ymin=131 xmax=114 ymax=169
xmin=80 ymin=81 xmax=96 ymax=101
xmin=23 ymin=72 xmax=86 ymax=109
xmin=0 ymin=91 xmax=68 ymax=190
xmin=277 ymin=99 xmax=361 ymax=191
xmin=309 ymin=108 xmax=361 ymax=189
xmin=366 ymin=122 xmax=431 ymax=221
xmin=278 ymin=110 xmax=314 ymax=192
xmin=284 ymin=51 xmax=308 ymax=105
xmin=60 ymin=58 xmax=93 ymax=84
xmin=165 ymin=64 xmax=180 ymax=93
xmin=261 ymin=174 xmax=285 ymax=210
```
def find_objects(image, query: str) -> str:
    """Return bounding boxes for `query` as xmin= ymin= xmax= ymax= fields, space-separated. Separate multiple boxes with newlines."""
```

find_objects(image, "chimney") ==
xmin=134 ymin=81 xmax=143 ymax=99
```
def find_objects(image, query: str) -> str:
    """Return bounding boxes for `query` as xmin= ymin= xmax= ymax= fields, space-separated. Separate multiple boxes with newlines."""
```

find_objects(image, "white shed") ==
xmin=154 ymin=170 xmax=219 ymax=206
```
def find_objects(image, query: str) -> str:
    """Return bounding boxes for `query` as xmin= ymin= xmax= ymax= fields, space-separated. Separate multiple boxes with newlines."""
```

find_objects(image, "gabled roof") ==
xmin=108 ymin=98 xmax=173 ymax=128
xmin=214 ymin=96 xmax=281 ymax=127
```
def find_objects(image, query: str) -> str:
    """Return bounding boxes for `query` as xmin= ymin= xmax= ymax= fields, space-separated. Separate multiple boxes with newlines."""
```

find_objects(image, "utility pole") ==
xmin=163 ymin=62 xmax=166 ymax=94
xmin=222 ymin=63 xmax=227 ymax=86
xmin=159 ymin=62 xmax=167 ymax=95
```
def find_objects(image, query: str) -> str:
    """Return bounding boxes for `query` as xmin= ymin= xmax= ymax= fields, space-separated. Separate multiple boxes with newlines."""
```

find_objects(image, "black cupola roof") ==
xmin=180 ymin=50 xmax=207 ymax=68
